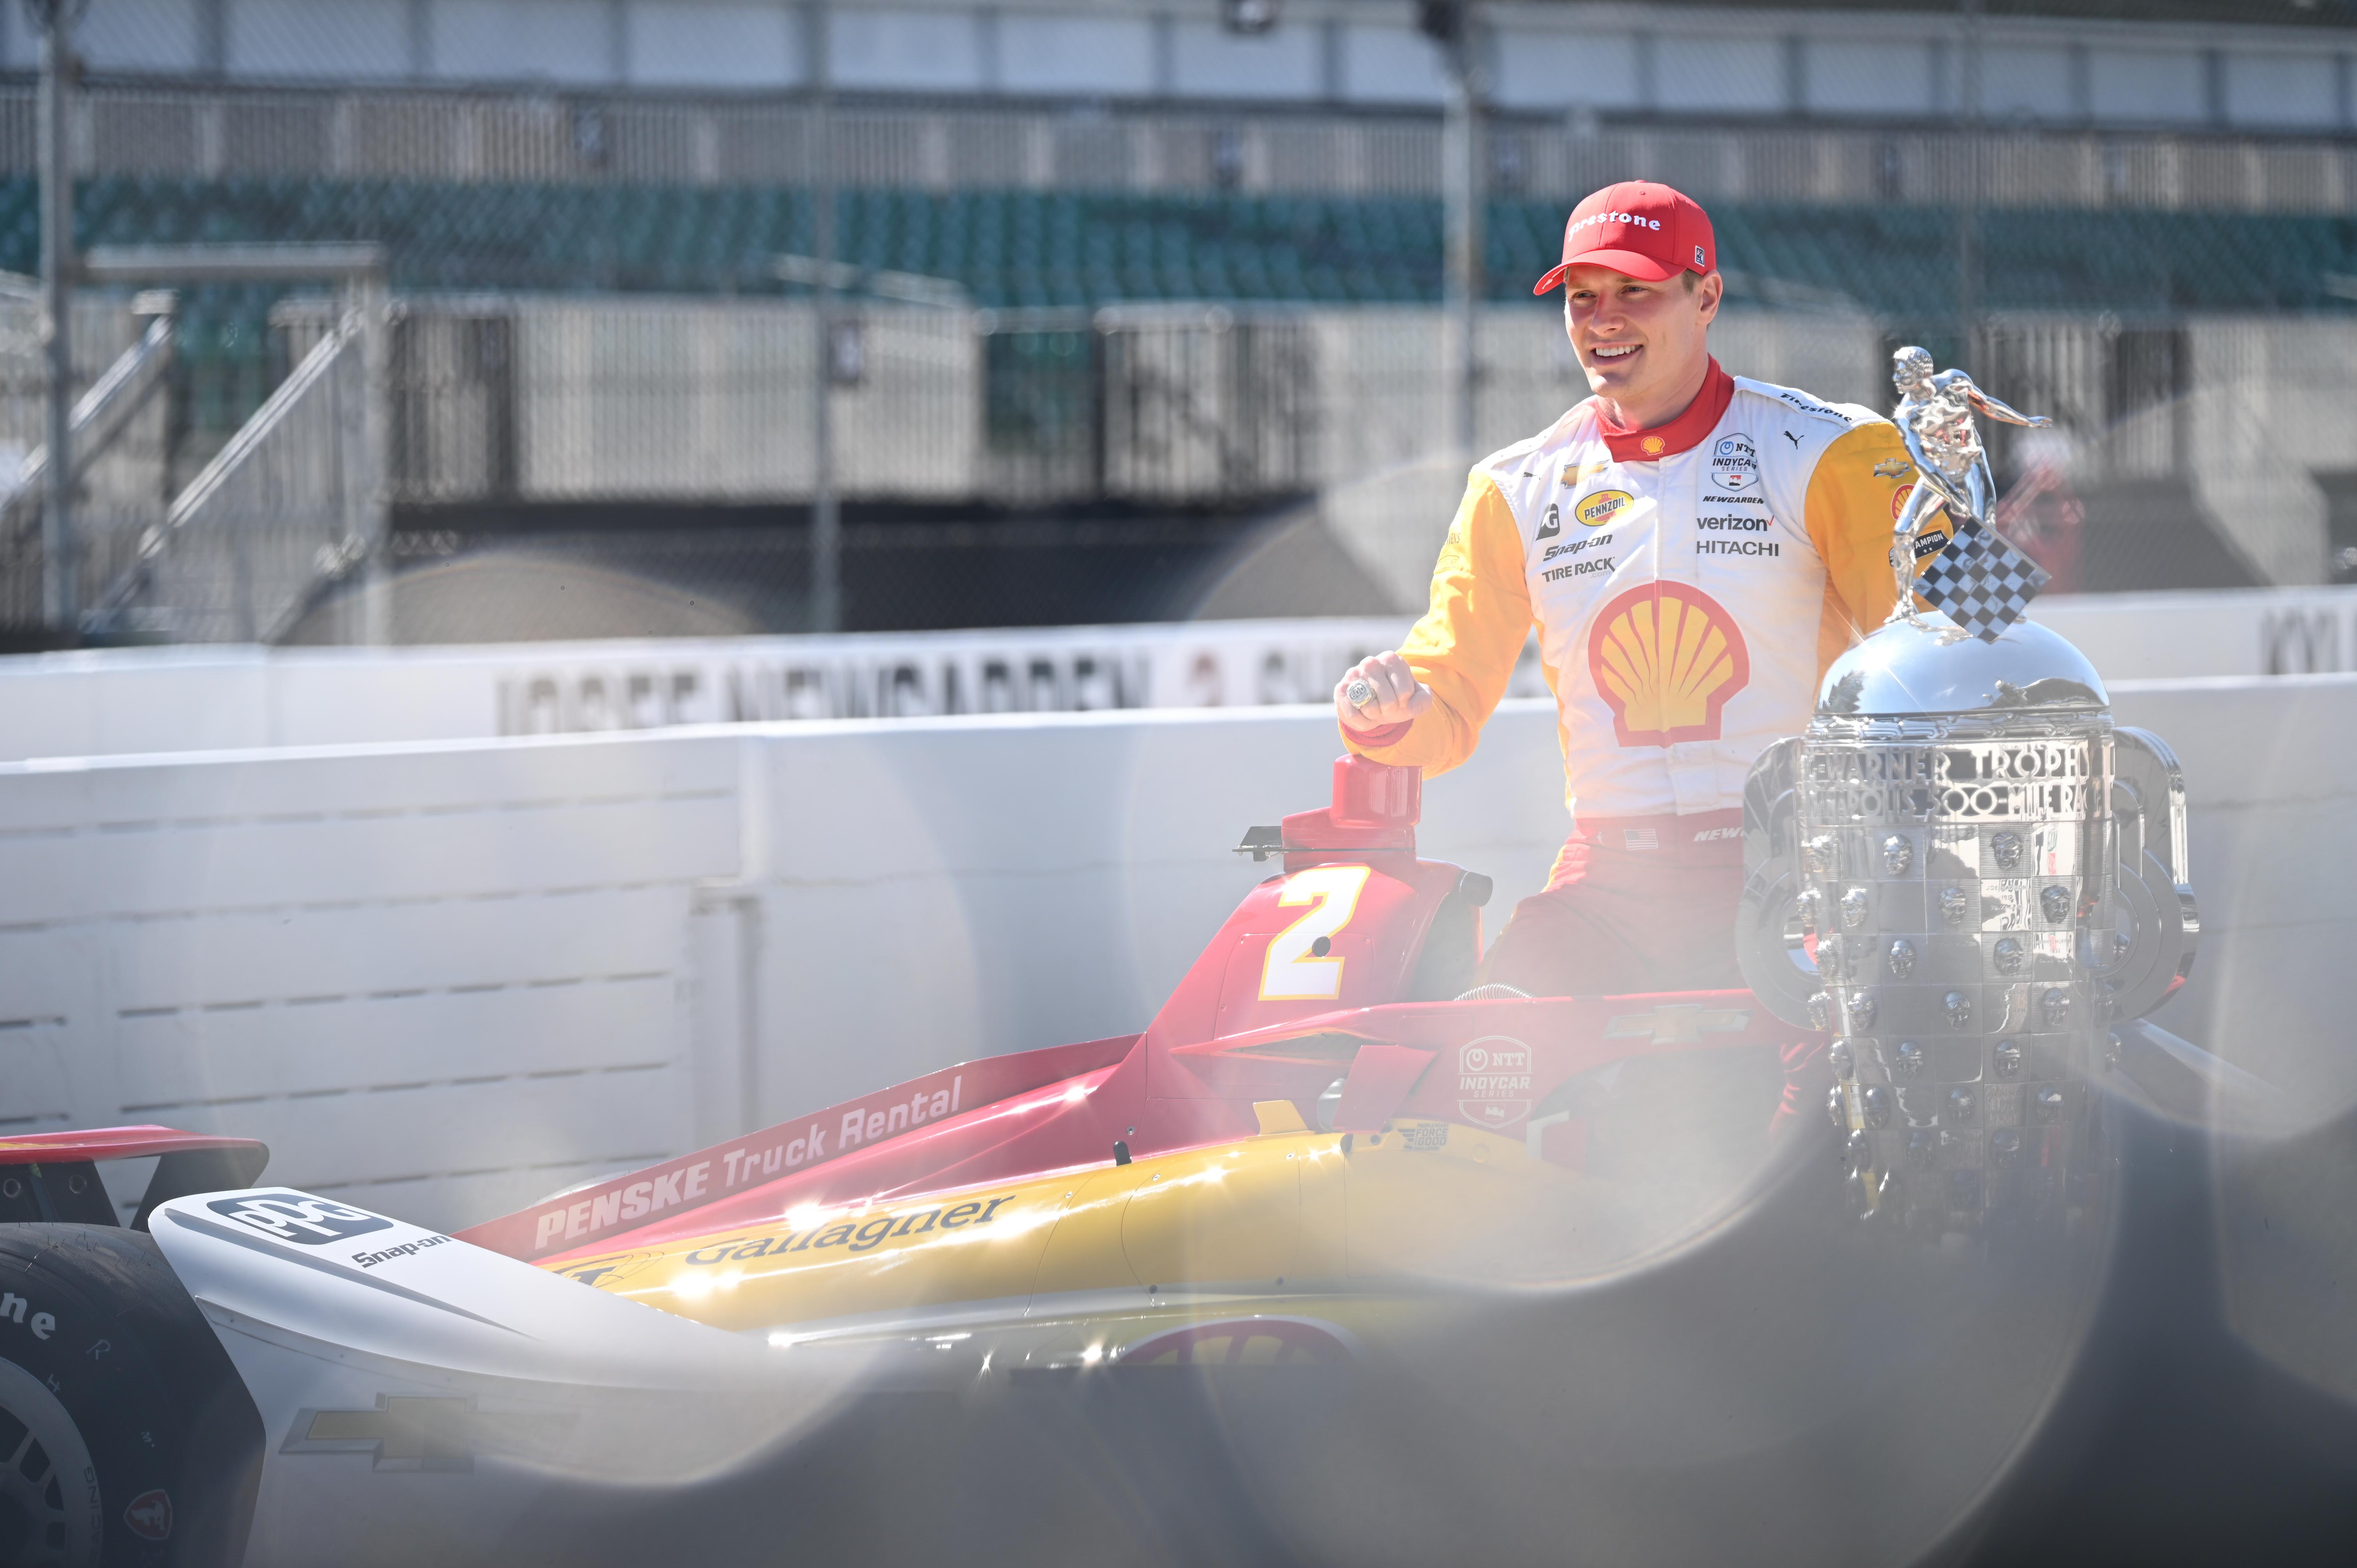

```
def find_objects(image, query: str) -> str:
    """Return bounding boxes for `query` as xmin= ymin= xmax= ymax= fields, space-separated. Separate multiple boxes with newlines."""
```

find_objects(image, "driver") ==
xmin=1336 ymin=180 xmax=1949 ymax=999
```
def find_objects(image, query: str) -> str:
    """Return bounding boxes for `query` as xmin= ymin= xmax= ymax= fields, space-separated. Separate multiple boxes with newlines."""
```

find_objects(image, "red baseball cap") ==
xmin=1532 ymin=181 xmax=1716 ymax=294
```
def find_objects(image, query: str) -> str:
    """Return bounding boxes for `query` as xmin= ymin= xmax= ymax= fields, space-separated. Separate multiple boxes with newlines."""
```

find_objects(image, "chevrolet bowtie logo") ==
xmin=1603 ymin=1005 xmax=1750 ymax=1043
xmin=283 ymin=1396 xmax=571 ymax=1473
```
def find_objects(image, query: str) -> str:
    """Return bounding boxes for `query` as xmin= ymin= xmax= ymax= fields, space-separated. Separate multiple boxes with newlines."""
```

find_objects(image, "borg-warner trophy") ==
xmin=1736 ymin=351 xmax=2200 ymax=1230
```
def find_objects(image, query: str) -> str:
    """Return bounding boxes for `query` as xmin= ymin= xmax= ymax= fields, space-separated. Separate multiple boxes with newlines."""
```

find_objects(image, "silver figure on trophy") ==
xmin=1887 ymin=347 xmax=2053 ymax=627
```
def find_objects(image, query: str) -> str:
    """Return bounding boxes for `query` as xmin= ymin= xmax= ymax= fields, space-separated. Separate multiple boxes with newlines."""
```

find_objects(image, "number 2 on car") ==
xmin=1259 ymin=864 xmax=1373 ymax=1001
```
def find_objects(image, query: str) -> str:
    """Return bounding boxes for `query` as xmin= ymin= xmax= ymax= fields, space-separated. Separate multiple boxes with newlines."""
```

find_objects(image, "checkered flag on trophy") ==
xmin=1917 ymin=518 xmax=2050 ymax=642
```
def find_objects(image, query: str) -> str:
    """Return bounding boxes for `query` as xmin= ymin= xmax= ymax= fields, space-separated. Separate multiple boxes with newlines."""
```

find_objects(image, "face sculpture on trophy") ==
xmin=1885 ymin=349 xmax=2058 ymax=643
xmin=1735 ymin=583 xmax=2200 ymax=1237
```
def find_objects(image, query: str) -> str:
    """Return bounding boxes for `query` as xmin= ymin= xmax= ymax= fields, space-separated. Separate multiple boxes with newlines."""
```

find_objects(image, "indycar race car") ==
xmin=0 ymin=687 xmax=2246 ymax=1568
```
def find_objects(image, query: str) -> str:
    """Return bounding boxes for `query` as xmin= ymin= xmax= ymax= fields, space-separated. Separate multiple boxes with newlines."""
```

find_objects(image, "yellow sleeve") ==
xmin=1804 ymin=421 xmax=1954 ymax=677
xmin=1343 ymin=471 xmax=1533 ymax=778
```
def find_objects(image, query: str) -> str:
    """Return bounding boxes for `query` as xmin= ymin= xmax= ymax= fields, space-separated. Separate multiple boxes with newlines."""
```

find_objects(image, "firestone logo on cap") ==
xmin=1569 ymin=210 xmax=1663 ymax=235
xmin=1534 ymin=181 xmax=1715 ymax=295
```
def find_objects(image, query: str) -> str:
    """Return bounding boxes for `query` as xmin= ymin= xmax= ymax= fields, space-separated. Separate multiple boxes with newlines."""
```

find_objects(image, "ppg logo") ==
xmin=208 ymin=1193 xmax=393 ymax=1245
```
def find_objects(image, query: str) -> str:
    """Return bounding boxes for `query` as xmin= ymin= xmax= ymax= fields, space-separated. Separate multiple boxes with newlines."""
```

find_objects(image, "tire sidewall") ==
xmin=0 ymin=1226 xmax=258 ymax=1568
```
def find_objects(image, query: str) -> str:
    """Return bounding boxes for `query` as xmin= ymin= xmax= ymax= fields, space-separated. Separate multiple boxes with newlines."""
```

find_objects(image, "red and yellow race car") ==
xmin=0 ymin=754 xmax=2204 ymax=1568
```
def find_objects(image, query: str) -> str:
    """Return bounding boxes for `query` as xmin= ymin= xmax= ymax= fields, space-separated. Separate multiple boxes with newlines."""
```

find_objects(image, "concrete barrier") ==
xmin=2 ymin=677 xmax=2349 ymax=1232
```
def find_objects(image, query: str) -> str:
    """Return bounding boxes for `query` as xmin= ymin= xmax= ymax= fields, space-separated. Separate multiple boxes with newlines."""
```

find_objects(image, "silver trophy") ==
xmin=1735 ymin=611 xmax=2199 ymax=1230
xmin=1888 ymin=347 xmax=2053 ymax=629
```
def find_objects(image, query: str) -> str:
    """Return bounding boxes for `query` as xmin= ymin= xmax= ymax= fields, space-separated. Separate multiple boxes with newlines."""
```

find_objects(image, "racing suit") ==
xmin=1346 ymin=358 xmax=1948 ymax=999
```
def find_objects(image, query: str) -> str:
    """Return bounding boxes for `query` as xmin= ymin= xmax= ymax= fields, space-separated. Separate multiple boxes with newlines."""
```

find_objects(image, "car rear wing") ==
xmin=0 ymin=1125 xmax=270 ymax=1229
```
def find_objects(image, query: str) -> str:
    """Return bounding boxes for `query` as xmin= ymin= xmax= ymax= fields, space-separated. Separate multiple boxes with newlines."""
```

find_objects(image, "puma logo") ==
xmin=1783 ymin=431 xmax=1802 ymax=449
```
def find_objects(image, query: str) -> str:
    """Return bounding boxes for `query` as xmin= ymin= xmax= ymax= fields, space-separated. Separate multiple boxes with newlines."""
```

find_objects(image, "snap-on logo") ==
xmin=207 ymin=1193 xmax=393 ymax=1246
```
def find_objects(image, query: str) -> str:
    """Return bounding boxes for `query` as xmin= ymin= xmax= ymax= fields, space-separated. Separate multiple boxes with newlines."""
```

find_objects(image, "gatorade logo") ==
xmin=1588 ymin=582 xmax=1751 ymax=747
xmin=1574 ymin=489 xmax=1635 ymax=529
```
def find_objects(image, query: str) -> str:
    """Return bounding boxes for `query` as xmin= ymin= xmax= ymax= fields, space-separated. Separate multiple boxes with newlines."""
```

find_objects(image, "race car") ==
xmin=0 ymin=753 xmax=2231 ymax=1568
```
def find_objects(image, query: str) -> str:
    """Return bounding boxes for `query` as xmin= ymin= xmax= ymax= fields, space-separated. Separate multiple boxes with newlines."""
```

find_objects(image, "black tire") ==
xmin=0 ymin=1226 xmax=261 ymax=1568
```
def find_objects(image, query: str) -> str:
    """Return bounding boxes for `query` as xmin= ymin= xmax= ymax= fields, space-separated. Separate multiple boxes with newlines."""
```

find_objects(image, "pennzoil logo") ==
xmin=1574 ymin=489 xmax=1635 ymax=529
xmin=1587 ymin=582 xmax=1751 ymax=747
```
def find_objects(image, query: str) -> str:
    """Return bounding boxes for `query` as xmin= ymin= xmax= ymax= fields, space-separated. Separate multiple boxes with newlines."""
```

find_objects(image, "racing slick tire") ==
xmin=0 ymin=1225 xmax=261 ymax=1568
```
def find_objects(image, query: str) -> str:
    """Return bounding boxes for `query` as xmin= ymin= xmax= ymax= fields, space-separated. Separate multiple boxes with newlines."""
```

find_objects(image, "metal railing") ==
xmin=101 ymin=311 xmax=372 ymax=641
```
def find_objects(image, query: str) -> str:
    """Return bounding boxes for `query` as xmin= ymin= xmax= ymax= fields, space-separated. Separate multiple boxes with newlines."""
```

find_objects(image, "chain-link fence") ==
xmin=19 ymin=280 xmax=2347 ymax=641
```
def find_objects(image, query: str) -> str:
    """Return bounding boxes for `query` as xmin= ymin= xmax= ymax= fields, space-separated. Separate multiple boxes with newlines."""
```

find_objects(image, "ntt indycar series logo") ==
xmin=208 ymin=1192 xmax=393 ymax=1246
xmin=1711 ymin=433 xmax=1758 ymax=492
xmin=1457 ymin=1036 xmax=1533 ymax=1129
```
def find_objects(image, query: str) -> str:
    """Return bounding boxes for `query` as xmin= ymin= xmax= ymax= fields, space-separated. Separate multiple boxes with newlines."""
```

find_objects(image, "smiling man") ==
xmin=1335 ymin=181 xmax=1947 ymax=998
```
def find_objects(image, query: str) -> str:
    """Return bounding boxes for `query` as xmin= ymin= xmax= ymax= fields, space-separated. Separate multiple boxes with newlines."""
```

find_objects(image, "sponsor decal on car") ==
xmin=1574 ymin=489 xmax=1635 ymax=528
xmin=1456 ymin=1037 xmax=1533 ymax=1129
xmin=559 ymin=1195 xmax=1025 ymax=1285
xmin=351 ymin=1234 xmax=452 ymax=1270
xmin=122 ymin=1490 xmax=172 ymax=1543
xmin=676 ymin=1195 xmax=1018 ymax=1265
xmin=1710 ymin=433 xmax=1758 ymax=491
xmin=207 ymin=1193 xmax=393 ymax=1247
xmin=493 ymin=1073 xmax=970 ymax=1256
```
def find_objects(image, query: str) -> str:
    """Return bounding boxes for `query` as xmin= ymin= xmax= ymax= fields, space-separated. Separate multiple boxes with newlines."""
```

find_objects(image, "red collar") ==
xmin=1592 ymin=359 xmax=1735 ymax=464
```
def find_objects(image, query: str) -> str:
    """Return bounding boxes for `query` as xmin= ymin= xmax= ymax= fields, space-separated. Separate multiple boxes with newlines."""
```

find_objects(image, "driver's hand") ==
xmin=1336 ymin=651 xmax=1433 ymax=734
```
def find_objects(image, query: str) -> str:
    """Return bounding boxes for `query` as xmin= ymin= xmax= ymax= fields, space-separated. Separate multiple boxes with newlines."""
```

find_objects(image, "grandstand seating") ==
xmin=9 ymin=175 xmax=2353 ymax=429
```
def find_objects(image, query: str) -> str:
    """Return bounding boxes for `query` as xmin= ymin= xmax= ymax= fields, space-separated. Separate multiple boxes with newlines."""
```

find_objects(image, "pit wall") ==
xmin=1 ymin=680 xmax=2348 ymax=1232
xmin=5 ymin=590 xmax=2356 ymax=764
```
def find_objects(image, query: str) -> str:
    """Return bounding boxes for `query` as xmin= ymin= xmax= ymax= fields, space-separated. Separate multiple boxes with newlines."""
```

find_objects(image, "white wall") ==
xmin=0 ymin=731 xmax=737 ymax=1229
xmin=2 ymin=675 xmax=2352 ymax=1236
xmin=5 ymin=592 xmax=2357 ymax=765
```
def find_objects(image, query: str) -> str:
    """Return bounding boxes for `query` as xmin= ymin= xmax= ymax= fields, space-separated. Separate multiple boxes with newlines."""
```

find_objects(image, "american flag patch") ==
xmin=1622 ymin=827 xmax=1660 ymax=850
